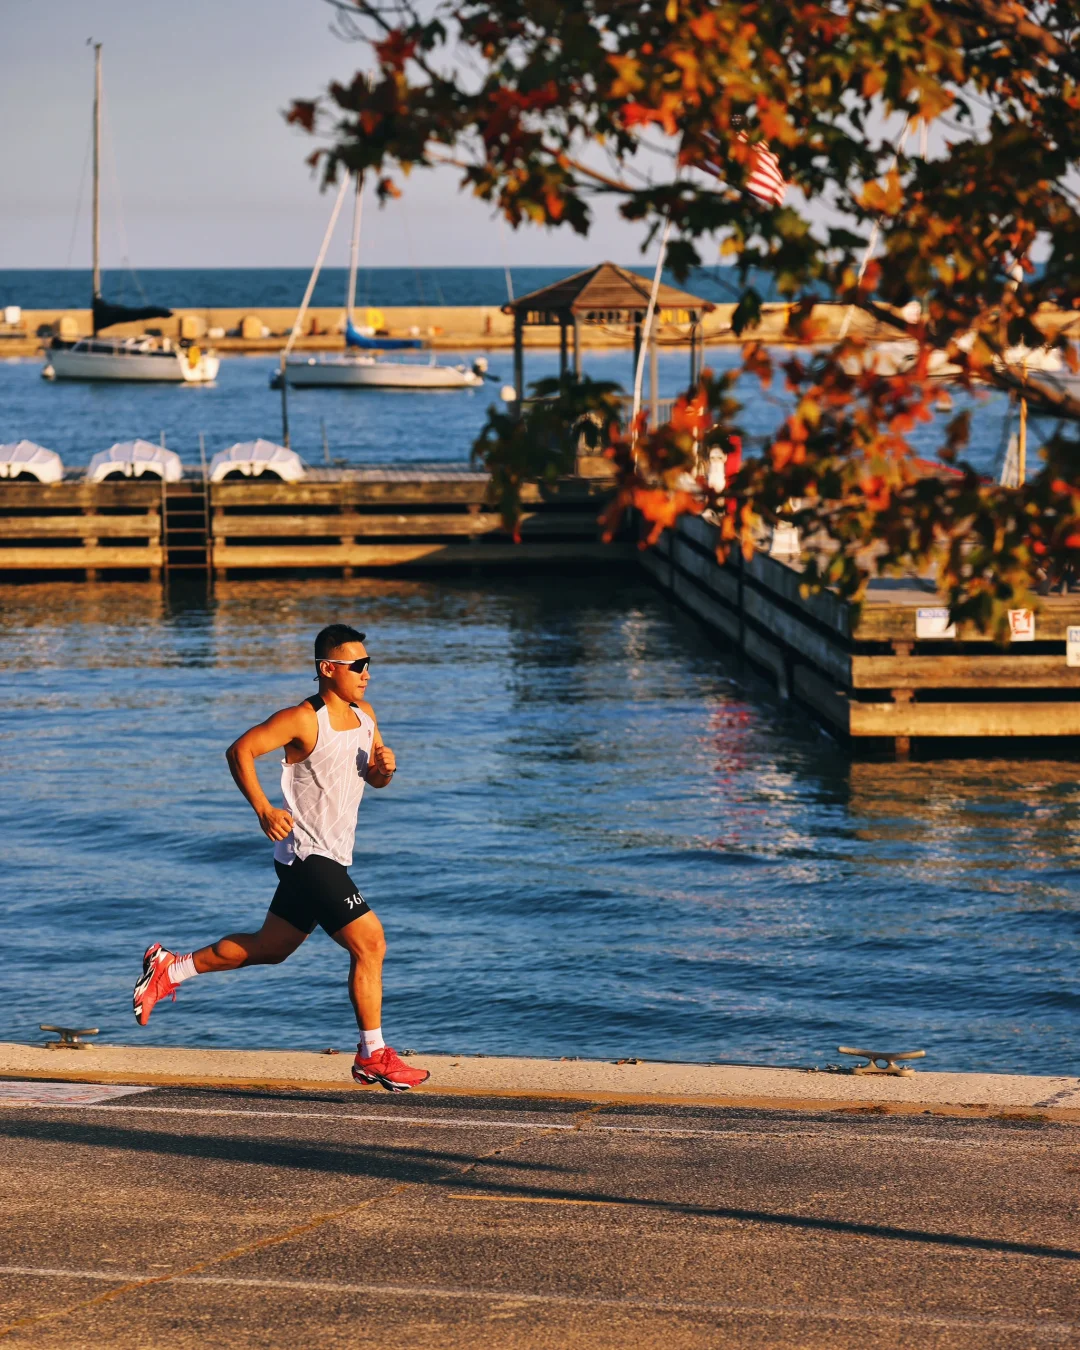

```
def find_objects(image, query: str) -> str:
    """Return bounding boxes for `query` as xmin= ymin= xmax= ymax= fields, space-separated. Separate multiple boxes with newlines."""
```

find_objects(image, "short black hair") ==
xmin=314 ymin=624 xmax=366 ymax=660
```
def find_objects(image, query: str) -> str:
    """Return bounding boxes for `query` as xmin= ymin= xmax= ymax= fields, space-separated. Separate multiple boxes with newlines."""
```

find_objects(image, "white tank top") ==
xmin=274 ymin=697 xmax=375 ymax=868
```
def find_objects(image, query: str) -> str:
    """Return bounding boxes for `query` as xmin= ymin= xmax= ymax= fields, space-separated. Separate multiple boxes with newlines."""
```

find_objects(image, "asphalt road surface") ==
xmin=0 ymin=1085 xmax=1077 ymax=1348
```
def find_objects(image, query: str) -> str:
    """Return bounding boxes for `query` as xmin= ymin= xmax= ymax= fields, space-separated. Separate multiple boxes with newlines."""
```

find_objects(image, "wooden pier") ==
xmin=0 ymin=468 xmax=629 ymax=583
xmin=642 ymin=512 xmax=1080 ymax=752
xmin=0 ymin=480 xmax=164 ymax=581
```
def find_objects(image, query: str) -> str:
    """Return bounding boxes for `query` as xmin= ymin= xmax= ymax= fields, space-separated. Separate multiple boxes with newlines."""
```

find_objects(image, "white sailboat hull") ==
xmin=48 ymin=344 xmax=219 ymax=383
xmin=284 ymin=355 xmax=482 ymax=389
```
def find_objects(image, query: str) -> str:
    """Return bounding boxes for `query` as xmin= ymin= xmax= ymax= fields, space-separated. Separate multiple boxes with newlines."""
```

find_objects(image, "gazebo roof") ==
xmin=503 ymin=262 xmax=715 ymax=321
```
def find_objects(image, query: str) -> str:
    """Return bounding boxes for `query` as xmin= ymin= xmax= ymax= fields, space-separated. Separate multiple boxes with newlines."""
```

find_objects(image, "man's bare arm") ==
xmin=358 ymin=702 xmax=396 ymax=789
xmin=226 ymin=704 xmax=317 ymax=840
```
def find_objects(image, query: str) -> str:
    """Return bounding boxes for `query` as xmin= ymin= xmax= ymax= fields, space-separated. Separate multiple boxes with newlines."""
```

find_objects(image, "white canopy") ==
xmin=208 ymin=440 xmax=306 ymax=483
xmin=87 ymin=441 xmax=183 ymax=483
xmin=0 ymin=440 xmax=64 ymax=484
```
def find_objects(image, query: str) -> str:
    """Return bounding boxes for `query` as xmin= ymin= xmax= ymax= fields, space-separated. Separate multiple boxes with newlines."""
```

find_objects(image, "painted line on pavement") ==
xmin=0 ymin=1266 xmax=1072 ymax=1337
xmin=0 ymin=1103 xmax=578 ymax=1131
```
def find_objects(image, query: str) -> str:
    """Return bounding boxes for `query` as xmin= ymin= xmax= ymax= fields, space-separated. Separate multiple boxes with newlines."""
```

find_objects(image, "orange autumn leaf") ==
xmin=631 ymin=488 xmax=703 ymax=545
xmin=607 ymin=54 xmax=643 ymax=99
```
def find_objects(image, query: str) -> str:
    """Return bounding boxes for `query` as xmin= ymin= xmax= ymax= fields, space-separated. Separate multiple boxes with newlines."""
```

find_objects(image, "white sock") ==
xmin=359 ymin=1027 xmax=384 ymax=1057
xmin=168 ymin=953 xmax=198 ymax=986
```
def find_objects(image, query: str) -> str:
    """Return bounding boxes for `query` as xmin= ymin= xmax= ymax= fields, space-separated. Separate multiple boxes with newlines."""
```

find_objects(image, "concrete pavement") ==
xmin=0 ymin=1052 xmax=1078 ymax=1346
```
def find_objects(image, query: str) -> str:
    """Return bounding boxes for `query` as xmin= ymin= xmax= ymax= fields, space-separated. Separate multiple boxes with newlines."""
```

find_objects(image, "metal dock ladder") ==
xmin=161 ymin=472 xmax=210 ymax=579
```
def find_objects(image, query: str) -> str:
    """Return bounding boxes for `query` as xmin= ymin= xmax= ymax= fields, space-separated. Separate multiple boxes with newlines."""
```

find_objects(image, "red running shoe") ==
xmin=132 ymin=943 xmax=178 ymax=1026
xmin=352 ymin=1045 xmax=430 ymax=1092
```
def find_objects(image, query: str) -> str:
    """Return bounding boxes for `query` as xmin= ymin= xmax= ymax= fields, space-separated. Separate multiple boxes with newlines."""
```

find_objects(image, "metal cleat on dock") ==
xmin=40 ymin=1025 xmax=100 ymax=1051
xmin=837 ymin=1046 xmax=925 ymax=1076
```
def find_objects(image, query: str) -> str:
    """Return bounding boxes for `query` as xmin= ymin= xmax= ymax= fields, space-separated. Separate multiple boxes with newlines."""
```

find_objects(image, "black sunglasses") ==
xmin=321 ymin=657 xmax=371 ymax=674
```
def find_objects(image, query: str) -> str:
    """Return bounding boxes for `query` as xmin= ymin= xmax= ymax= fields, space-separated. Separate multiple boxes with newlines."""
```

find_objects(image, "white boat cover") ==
xmin=0 ymin=440 xmax=64 ymax=484
xmin=208 ymin=440 xmax=306 ymax=483
xmin=87 ymin=441 xmax=183 ymax=483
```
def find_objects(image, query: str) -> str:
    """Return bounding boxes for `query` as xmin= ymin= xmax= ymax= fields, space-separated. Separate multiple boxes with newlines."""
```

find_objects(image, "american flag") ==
xmin=699 ymin=131 xmax=787 ymax=208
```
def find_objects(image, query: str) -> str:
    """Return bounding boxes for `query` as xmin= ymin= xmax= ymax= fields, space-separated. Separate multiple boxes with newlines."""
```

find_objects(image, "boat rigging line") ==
xmin=279 ymin=171 xmax=352 ymax=446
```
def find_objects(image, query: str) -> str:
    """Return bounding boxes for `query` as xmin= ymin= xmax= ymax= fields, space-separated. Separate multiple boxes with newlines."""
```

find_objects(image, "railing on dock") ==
xmin=642 ymin=512 xmax=1080 ymax=752
xmin=0 ymin=480 xmax=163 ymax=580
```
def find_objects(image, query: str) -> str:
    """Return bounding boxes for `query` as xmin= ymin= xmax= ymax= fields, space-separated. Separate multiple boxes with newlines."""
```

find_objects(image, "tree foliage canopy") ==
xmin=290 ymin=0 xmax=1080 ymax=636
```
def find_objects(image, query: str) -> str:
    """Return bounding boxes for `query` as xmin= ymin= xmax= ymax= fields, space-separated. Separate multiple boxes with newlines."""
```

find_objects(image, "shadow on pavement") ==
xmin=2 ymin=1111 xmax=1077 ymax=1264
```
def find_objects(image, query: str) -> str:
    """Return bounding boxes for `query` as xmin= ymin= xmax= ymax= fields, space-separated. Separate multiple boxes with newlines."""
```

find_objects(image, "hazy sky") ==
xmin=1 ymin=0 xmax=655 ymax=270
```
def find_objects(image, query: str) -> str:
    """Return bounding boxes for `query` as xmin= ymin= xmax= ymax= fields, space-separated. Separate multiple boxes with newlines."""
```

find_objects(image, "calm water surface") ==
xmin=1 ymin=345 xmax=1027 ymax=480
xmin=1 ymin=576 xmax=1077 ymax=1073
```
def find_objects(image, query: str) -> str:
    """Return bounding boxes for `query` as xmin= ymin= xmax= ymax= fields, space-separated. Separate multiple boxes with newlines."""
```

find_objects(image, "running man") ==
xmin=132 ymin=623 xmax=429 ymax=1092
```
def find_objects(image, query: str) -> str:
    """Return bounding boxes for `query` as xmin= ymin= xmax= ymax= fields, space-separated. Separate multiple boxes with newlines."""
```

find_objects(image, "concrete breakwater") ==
xmin=1 ymin=301 xmax=899 ymax=358
xmin=2 ymin=302 xmax=1076 ymax=359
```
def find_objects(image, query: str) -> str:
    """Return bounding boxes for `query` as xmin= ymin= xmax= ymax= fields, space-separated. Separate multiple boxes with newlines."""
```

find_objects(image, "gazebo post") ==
xmin=632 ymin=317 xmax=642 ymax=390
xmin=649 ymin=333 xmax=659 ymax=425
xmin=689 ymin=319 xmax=699 ymax=385
xmin=559 ymin=316 xmax=568 ymax=384
xmin=513 ymin=313 xmax=525 ymax=408
xmin=573 ymin=315 xmax=582 ymax=379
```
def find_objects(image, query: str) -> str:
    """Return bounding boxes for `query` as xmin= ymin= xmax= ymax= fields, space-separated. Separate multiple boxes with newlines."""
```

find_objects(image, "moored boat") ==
xmin=276 ymin=175 xmax=486 ymax=391
xmin=47 ymin=335 xmax=220 ymax=384
xmin=45 ymin=44 xmax=218 ymax=386
xmin=280 ymin=350 xmax=484 ymax=389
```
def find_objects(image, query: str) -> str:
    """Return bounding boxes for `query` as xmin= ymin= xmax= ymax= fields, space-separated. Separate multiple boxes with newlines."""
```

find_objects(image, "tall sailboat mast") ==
xmin=92 ymin=42 xmax=102 ymax=301
xmin=346 ymin=173 xmax=363 ymax=319
xmin=45 ymin=41 xmax=217 ymax=382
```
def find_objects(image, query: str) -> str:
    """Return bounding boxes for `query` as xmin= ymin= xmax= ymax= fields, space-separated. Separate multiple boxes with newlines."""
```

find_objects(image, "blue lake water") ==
xmin=0 ymin=574 xmax=1078 ymax=1074
xmin=0 ymin=345 xmax=1030 ymax=481
xmin=1 ymin=265 xmax=785 ymax=311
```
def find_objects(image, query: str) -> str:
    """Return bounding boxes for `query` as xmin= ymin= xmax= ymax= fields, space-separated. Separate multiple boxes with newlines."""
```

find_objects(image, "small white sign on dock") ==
xmin=1067 ymin=627 xmax=1080 ymax=667
xmin=1008 ymin=609 xmax=1035 ymax=642
xmin=915 ymin=607 xmax=956 ymax=639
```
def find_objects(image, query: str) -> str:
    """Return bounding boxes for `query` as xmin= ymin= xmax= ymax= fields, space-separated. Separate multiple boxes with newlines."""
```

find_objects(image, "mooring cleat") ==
xmin=837 ymin=1046 xmax=925 ymax=1077
xmin=40 ymin=1025 xmax=100 ymax=1051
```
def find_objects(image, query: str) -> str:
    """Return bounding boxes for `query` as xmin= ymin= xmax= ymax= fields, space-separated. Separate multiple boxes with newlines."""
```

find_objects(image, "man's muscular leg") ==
xmin=334 ymin=910 xmax=426 ymax=1089
xmin=133 ymin=913 xmax=308 ymax=1026
xmin=332 ymin=910 xmax=386 ymax=1033
xmin=192 ymin=912 xmax=308 ymax=972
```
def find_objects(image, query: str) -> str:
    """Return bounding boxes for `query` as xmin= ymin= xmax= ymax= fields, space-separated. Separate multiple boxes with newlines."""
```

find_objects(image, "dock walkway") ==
xmin=0 ymin=1045 xmax=1077 ymax=1348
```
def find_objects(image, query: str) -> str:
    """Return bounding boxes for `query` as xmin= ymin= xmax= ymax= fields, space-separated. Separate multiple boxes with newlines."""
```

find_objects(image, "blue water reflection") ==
xmin=0 ymin=575 xmax=1077 ymax=1073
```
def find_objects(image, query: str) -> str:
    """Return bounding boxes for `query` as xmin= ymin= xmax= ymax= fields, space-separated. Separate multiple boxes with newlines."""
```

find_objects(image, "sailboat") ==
xmin=44 ymin=44 xmax=219 ymax=384
xmin=277 ymin=175 xmax=486 ymax=390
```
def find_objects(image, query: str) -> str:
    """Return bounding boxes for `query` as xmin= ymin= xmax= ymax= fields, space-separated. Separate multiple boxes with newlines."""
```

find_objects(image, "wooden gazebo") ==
xmin=503 ymin=261 xmax=716 ymax=402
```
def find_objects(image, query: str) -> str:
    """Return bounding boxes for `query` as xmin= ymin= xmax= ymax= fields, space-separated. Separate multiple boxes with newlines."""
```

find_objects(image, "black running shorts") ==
xmin=270 ymin=854 xmax=371 ymax=936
